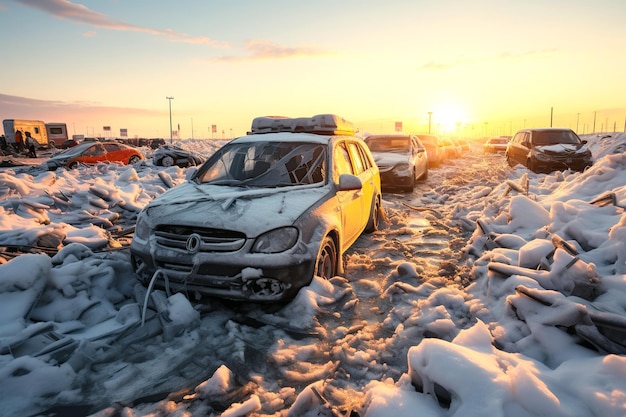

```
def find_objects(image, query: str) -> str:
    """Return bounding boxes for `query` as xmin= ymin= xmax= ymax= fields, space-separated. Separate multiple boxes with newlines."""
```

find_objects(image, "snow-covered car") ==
xmin=45 ymin=141 xmax=144 ymax=170
xmin=364 ymin=134 xmax=428 ymax=192
xmin=130 ymin=114 xmax=383 ymax=302
xmin=483 ymin=136 xmax=510 ymax=153
xmin=416 ymin=134 xmax=443 ymax=167
xmin=506 ymin=128 xmax=592 ymax=173
xmin=153 ymin=145 xmax=205 ymax=167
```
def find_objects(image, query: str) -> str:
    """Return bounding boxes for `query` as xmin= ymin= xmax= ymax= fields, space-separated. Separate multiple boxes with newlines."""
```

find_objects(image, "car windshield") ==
xmin=533 ymin=130 xmax=581 ymax=146
xmin=54 ymin=143 xmax=94 ymax=157
xmin=194 ymin=141 xmax=326 ymax=187
xmin=365 ymin=137 xmax=410 ymax=153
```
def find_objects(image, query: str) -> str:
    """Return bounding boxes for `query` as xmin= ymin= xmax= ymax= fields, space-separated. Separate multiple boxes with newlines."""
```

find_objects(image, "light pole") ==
xmin=428 ymin=112 xmax=433 ymax=134
xmin=166 ymin=96 xmax=174 ymax=143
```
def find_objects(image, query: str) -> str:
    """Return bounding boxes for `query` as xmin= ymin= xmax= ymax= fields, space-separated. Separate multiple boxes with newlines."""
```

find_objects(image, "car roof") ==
xmin=230 ymin=131 xmax=355 ymax=145
xmin=364 ymin=134 xmax=413 ymax=140
xmin=520 ymin=128 xmax=574 ymax=133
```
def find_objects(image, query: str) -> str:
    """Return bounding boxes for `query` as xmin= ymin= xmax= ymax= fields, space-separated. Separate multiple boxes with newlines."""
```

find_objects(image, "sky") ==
xmin=1 ymin=0 xmax=626 ymax=139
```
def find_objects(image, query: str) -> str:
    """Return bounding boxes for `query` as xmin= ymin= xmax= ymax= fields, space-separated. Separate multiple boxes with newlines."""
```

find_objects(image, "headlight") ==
xmin=394 ymin=163 xmax=410 ymax=171
xmin=533 ymin=151 xmax=551 ymax=161
xmin=134 ymin=213 xmax=150 ymax=240
xmin=252 ymin=227 xmax=298 ymax=253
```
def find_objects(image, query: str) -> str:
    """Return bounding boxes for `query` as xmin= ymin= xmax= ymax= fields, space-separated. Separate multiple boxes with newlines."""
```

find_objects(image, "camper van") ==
xmin=2 ymin=119 xmax=68 ymax=148
xmin=45 ymin=122 xmax=69 ymax=147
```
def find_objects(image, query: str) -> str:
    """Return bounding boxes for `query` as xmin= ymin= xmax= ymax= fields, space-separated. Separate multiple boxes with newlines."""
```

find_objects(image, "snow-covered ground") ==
xmin=0 ymin=133 xmax=625 ymax=417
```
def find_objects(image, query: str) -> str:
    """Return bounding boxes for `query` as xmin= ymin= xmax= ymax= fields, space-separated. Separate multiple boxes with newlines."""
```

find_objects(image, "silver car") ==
xmin=130 ymin=114 xmax=383 ymax=302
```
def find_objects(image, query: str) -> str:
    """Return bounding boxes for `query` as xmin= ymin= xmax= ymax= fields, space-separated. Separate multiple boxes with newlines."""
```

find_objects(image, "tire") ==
xmin=315 ymin=236 xmax=338 ymax=280
xmin=365 ymin=196 xmax=381 ymax=233
xmin=129 ymin=155 xmax=141 ymax=164
xmin=68 ymin=161 xmax=79 ymax=169
xmin=161 ymin=155 xmax=175 ymax=167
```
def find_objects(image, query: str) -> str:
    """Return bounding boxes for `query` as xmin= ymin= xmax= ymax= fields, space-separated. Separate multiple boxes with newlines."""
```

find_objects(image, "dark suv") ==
xmin=505 ymin=128 xmax=592 ymax=173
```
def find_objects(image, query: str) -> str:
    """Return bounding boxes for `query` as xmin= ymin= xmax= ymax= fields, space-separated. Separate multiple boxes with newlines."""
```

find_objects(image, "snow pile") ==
xmin=0 ymin=134 xmax=625 ymax=416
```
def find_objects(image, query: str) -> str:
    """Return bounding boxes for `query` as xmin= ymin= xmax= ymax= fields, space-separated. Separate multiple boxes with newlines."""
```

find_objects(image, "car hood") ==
xmin=535 ymin=143 xmax=589 ymax=154
xmin=371 ymin=152 xmax=409 ymax=166
xmin=142 ymin=182 xmax=330 ymax=235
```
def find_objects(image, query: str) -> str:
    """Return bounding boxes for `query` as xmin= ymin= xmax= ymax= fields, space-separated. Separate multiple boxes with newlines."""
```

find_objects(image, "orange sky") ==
xmin=1 ymin=0 xmax=625 ymax=139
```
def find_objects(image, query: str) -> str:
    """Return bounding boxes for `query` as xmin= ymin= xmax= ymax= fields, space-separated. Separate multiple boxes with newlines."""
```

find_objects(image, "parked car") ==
xmin=438 ymin=137 xmax=460 ymax=159
xmin=45 ymin=141 xmax=144 ymax=170
xmin=416 ymin=134 xmax=443 ymax=166
xmin=364 ymin=134 xmax=428 ymax=191
xmin=58 ymin=138 xmax=80 ymax=149
xmin=483 ymin=136 xmax=510 ymax=153
xmin=505 ymin=128 xmax=592 ymax=173
xmin=153 ymin=145 xmax=205 ymax=167
xmin=130 ymin=114 xmax=383 ymax=302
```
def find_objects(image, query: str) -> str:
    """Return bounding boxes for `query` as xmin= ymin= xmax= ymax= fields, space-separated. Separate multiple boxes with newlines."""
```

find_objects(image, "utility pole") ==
xmin=166 ymin=96 xmax=174 ymax=143
xmin=593 ymin=111 xmax=596 ymax=133
xmin=428 ymin=112 xmax=433 ymax=134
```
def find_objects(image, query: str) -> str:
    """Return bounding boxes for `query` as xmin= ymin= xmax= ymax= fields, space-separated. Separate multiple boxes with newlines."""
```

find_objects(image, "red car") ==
xmin=45 ymin=141 xmax=144 ymax=170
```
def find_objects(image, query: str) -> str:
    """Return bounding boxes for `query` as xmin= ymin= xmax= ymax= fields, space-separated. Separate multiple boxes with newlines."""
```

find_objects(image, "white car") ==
xmin=130 ymin=114 xmax=383 ymax=302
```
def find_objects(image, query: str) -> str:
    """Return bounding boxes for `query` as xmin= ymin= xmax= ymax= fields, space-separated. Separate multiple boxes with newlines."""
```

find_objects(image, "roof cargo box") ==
xmin=249 ymin=114 xmax=355 ymax=136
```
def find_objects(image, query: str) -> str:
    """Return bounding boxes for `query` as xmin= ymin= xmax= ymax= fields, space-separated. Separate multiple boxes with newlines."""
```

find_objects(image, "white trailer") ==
xmin=45 ymin=122 xmax=69 ymax=147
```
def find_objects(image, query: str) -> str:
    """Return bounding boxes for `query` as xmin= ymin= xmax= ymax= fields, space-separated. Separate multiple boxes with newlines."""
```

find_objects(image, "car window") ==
xmin=103 ymin=143 xmax=121 ymax=153
xmin=84 ymin=144 xmax=105 ymax=156
xmin=347 ymin=142 xmax=366 ymax=174
xmin=356 ymin=142 xmax=374 ymax=170
xmin=195 ymin=141 xmax=326 ymax=187
xmin=333 ymin=143 xmax=355 ymax=181
xmin=533 ymin=130 xmax=580 ymax=146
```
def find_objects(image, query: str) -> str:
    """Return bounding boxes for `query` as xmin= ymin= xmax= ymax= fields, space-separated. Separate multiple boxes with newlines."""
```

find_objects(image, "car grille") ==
xmin=154 ymin=225 xmax=246 ymax=252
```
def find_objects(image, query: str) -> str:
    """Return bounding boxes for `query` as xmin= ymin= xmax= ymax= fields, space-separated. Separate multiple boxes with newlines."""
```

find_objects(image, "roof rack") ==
xmin=248 ymin=114 xmax=355 ymax=136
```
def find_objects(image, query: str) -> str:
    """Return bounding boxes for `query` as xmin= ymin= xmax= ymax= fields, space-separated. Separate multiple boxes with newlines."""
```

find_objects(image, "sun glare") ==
xmin=432 ymin=104 xmax=469 ymax=133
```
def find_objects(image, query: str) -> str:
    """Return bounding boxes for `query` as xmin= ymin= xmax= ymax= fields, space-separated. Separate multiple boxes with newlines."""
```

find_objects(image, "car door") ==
xmin=102 ymin=143 xmax=122 ymax=163
xmin=412 ymin=136 xmax=428 ymax=177
xmin=332 ymin=141 xmax=365 ymax=246
xmin=509 ymin=132 xmax=527 ymax=165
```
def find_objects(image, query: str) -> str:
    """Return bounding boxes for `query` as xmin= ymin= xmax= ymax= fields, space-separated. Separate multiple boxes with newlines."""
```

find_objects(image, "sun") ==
xmin=429 ymin=102 xmax=470 ymax=136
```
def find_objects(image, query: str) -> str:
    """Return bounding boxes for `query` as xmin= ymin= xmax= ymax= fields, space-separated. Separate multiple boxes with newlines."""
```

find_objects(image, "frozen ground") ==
xmin=0 ymin=133 xmax=625 ymax=416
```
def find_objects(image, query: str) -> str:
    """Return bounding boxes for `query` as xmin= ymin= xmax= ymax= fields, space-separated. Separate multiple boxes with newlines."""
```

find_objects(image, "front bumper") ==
xmin=130 ymin=239 xmax=316 ymax=302
xmin=378 ymin=166 xmax=413 ymax=188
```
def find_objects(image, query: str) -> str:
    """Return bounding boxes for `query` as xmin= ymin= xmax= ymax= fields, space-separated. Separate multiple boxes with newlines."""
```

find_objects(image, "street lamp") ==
xmin=166 ymin=96 xmax=174 ymax=144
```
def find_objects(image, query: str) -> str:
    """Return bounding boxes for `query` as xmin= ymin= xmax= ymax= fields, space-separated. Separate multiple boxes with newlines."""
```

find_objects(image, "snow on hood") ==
xmin=535 ymin=143 xmax=587 ymax=153
xmin=143 ymin=181 xmax=330 ymax=236
xmin=371 ymin=151 xmax=408 ymax=166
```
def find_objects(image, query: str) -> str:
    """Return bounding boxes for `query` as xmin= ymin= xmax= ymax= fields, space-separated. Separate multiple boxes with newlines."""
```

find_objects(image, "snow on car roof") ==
xmin=248 ymin=114 xmax=355 ymax=136
xmin=233 ymin=131 xmax=337 ymax=145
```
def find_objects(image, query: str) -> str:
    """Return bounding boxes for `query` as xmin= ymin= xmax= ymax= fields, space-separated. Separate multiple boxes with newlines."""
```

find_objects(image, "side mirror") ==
xmin=337 ymin=173 xmax=362 ymax=191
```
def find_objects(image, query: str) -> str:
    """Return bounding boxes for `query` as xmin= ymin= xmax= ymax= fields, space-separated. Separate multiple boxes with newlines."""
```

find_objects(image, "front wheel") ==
xmin=129 ymin=155 xmax=141 ymax=164
xmin=161 ymin=155 xmax=175 ymax=167
xmin=68 ymin=161 xmax=79 ymax=169
xmin=315 ymin=236 xmax=338 ymax=280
